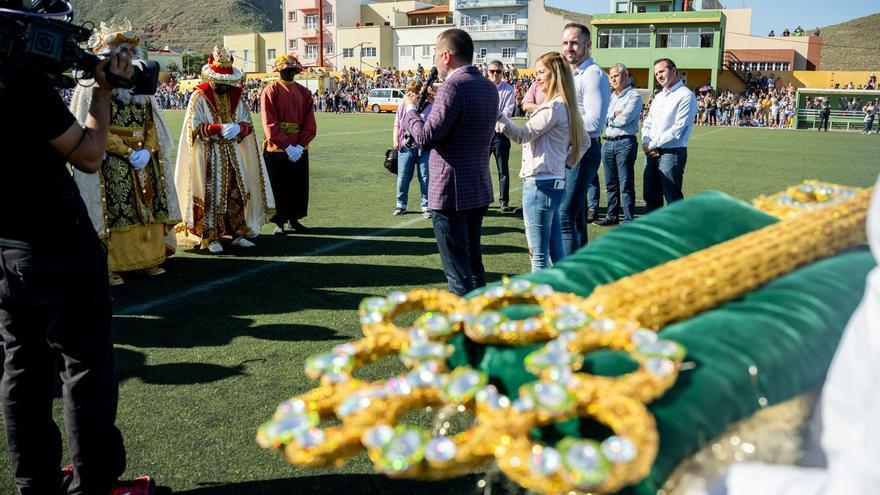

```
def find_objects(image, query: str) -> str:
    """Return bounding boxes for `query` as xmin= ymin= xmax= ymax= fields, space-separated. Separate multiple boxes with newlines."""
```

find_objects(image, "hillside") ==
xmin=819 ymin=12 xmax=880 ymax=71
xmin=73 ymin=0 xmax=282 ymax=51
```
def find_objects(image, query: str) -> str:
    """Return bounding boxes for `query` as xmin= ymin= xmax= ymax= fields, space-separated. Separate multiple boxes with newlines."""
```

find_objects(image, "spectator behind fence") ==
xmin=641 ymin=58 xmax=697 ymax=213
xmin=496 ymin=52 xmax=585 ymax=272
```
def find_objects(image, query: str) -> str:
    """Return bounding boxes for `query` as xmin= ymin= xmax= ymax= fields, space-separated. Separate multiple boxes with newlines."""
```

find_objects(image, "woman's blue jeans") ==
xmin=522 ymin=178 xmax=566 ymax=272
xmin=396 ymin=146 xmax=430 ymax=209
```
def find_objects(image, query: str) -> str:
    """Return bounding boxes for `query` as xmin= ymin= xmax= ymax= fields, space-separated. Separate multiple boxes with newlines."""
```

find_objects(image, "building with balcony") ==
xmin=721 ymin=8 xmax=822 ymax=75
xmin=283 ymin=0 xmax=362 ymax=70
xmin=223 ymin=32 xmax=285 ymax=74
xmin=592 ymin=1 xmax=726 ymax=91
xmin=451 ymin=0 xmax=529 ymax=67
xmin=393 ymin=5 xmax=454 ymax=71
xmin=335 ymin=1 xmax=433 ymax=72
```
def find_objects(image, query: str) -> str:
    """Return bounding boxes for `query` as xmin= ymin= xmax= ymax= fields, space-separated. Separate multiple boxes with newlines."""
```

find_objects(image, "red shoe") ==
xmin=57 ymin=464 xmax=74 ymax=494
xmin=109 ymin=477 xmax=156 ymax=495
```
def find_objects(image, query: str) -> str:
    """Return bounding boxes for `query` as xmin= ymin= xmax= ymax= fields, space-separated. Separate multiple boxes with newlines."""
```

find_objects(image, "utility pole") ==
xmin=318 ymin=0 xmax=325 ymax=68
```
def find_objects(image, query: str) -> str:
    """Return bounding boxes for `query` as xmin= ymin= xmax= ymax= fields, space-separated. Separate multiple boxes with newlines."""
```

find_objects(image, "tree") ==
xmin=166 ymin=62 xmax=180 ymax=74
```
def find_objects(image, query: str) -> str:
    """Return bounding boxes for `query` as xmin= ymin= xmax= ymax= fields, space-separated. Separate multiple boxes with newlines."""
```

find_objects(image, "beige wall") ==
xmin=527 ymin=2 xmax=592 ymax=70
xmin=394 ymin=25 xmax=447 ymax=70
xmin=224 ymin=33 xmax=261 ymax=73
xmin=337 ymin=26 xmax=393 ymax=71
xmin=362 ymin=2 xmax=430 ymax=28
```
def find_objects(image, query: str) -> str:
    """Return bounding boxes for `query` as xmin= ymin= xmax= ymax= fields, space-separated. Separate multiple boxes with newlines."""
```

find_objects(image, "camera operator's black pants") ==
xmin=490 ymin=133 xmax=511 ymax=206
xmin=264 ymin=149 xmax=310 ymax=226
xmin=0 ymin=239 xmax=125 ymax=495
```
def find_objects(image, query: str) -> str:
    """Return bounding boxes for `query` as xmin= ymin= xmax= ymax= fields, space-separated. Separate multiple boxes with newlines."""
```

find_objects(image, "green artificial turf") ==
xmin=0 ymin=111 xmax=877 ymax=493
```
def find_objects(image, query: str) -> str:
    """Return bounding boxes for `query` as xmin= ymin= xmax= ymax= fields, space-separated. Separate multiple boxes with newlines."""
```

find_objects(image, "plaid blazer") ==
xmin=402 ymin=65 xmax=498 ymax=211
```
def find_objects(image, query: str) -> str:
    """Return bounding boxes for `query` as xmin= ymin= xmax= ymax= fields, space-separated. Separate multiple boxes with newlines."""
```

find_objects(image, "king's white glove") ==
xmin=286 ymin=144 xmax=304 ymax=162
xmin=128 ymin=149 xmax=151 ymax=170
xmin=221 ymin=123 xmax=241 ymax=139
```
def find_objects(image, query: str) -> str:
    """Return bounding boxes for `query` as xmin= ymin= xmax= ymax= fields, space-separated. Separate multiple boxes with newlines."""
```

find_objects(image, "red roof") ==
xmin=406 ymin=6 xmax=451 ymax=15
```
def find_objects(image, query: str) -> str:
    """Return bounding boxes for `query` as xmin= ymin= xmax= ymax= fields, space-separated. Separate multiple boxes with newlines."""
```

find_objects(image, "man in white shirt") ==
xmin=641 ymin=58 xmax=696 ymax=212
xmin=559 ymin=23 xmax=611 ymax=256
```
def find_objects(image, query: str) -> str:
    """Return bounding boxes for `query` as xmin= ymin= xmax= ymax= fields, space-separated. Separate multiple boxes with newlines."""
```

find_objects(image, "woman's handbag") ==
xmin=383 ymin=148 xmax=398 ymax=175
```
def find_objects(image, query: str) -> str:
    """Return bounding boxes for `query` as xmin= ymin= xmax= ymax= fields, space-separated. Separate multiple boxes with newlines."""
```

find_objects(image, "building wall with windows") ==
xmin=283 ymin=0 xmax=363 ymax=70
xmin=525 ymin=3 xmax=592 ymax=69
xmin=721 ymin=8 xmax=822 ymax=71
xmin=451 ymin=0 xmax=529 ymax=67
xmin=393 ymin=24 xmax=447 ymax=71
xmin=336 ymin=25 xmax=394 ymax=71
xmin=608 ymin=0 xmax=723 ymax=14
xmin=224 ymin=32 xmax=283 ymax=74
xmin=592 ymin=10 xmax=725 ymax=90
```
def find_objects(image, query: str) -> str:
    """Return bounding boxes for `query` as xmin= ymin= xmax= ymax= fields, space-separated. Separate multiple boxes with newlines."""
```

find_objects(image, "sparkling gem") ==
xmin=264 ymin=411 xmax=319 ymax=444
xmin=384 ymin=377 xmax=412 ymax=396
xmin=591 ymin=318 xmax=617 ymax=332
xmin=556 ymin=303 xmax=580 ymax=315
xmin=560 ymin=438 xmax=610 ymax=489
xmin=552 ymin=312 xmax=589 ymax=333
xmin=507 ymin=279 xmax=534 ymax=294
xmin=305 ymin=353 xmax=352 ymax=381
xmin=408 ymin=328 xmax=430 ymax=345
xmin=601 ymin=436 xmax=637 ymax=463
xmin=472 ymin=311 xmax=505 ymax=337
xmin=499 ymin=320 xmax=520 ymax=334
xmin=381 ymin=428 xmax=427 ymax=473
xmin=512 ymin=395 xmax=535 ymax=412
xmin=275 ymin=398 xmax=306 ymax=416
xmin=545 ymin=366 xmax=576 ymax=385
xmin=525 ymin=345 xmax=581 ymax=374
xmin=645 ymin=358 xmax=676 ymax=377
xmin=359 ymin=297 xmax=391 ymax=317
xmin=444 ymin=367 xmax=487 ymax=403
xmin=401 ymin=342 xmax=449 ymax=364
xmin=533 ymin=284 xmax=554 ymax=297
xmin=630 ymin=328 xmax=658 ymax=347
xmin=416 ymin=312 xmax=454 ymax=337
xmin=638 ymin=340 xmax=686 ymax=360
xmin=449 ymin=312 xmax=472 ymax=324
xmin=529 ymin=446 xmax=562 ymax=475
xmin=425 ymin=436 xmax=457 ymax=462
xmin=332 ymin=343 xmax=357 ymax=356
xmin=521 ymin=318 xmax=543 ymax=333
xmin=407 ymin=367 xmax=443 ymax=388
xmin=485 ymin=285 xmax=507 ymax=299
xmin=475 ymin=385 xmax=511 ymax=409
xmin=524 ymin=381 xmax=574 ymax=413
xmin=336 ymin=391 xmax=373 ymax=417
xmin=362 ymin=424 xmax=395 ymax=448
xmin=360 ymin=313 xmax=383 ymax=325
xmin=387 ymin=291 xmax=408 ymax=304
xmin=294 ymin=427 xmax=325 ymax=448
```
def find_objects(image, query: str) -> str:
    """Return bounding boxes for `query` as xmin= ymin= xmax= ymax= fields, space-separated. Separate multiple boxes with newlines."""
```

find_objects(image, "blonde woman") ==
xmin=392 ymin=80 xmax=433 ymax=218
xmin=496 ymin=52 xmax=586 ymax=272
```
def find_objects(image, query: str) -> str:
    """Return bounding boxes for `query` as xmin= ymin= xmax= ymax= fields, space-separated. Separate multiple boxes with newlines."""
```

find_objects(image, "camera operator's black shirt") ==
xmin=0 ymin=66 xmax=95 ymax=246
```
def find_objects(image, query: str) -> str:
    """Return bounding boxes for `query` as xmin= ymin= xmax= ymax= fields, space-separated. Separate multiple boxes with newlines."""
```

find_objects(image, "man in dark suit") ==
xmin=401 ymin=29 xmax=499 ymax=295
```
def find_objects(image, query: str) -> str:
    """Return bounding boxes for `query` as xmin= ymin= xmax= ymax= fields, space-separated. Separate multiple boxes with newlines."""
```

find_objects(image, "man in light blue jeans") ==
xmin=395 ymin=144 xmax=430 ymax=216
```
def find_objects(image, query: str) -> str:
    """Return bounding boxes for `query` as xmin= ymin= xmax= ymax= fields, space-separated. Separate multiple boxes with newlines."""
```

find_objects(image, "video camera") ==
xmin=0 ymin=0 xmax=159 ymax=94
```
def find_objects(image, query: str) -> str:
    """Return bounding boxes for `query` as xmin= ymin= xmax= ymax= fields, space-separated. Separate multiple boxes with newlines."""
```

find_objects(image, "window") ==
xmin=325 ymin=41 xmax=333 ymax=54
xmin=422 ymin=45 xmax=432 ymax=57
xmin=636 ymin=5 xmax=646 ymax=12
xmin=597 ymin=28 xmax=650 ymax=49
xmin=288 ymin=11 xmax=297 ymax=22
xmin=229 ymin=50 xmax=236 ymax=57
xmin=445 ymin=15 xmax=453 ymax=24
xmin=656 ymin=27 xmax=714 ymax=48
xmin=289 ymin=39 xmax=297 ymax=50
xmin=243 ymin=49 xmax=249 ymax=62
xmin=305 ymin=44 xmax=318 ymax=59
xmin=267 ymin=49 xmax=276 ymax=60
xmin=480 ymin=48 xmax=488 ymax=57
xmin=461 ymin=15 xmax=472 ymax=26
xmin=343 ymin=48 xmax=354 ymax=57
xmin=480 ymin=15 xmax=488 ymax=25
xmin=392 ymin=90 xmax=404 ymax=98
xmin=324 ymin=13 xmax=334 ymax=25
xmin=362 ymin=47 xmax=376 ymax=57
xmin=304 ymin=14 xmax=318 ymax=30
xmin=615 ymin=1 xmax=628 ymax=13
xmin=502 ymin=13 xmax=517 ymax=24
xmin=502 ymin=47 xmax=516 ymax=59
xmin=659 ymin=5 xmax=670 ymax=12
xmin=399 ymin=46 xmax=413 ymax=58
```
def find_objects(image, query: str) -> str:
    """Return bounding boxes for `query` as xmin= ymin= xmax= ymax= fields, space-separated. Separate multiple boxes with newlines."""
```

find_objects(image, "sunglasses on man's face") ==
xmin=488 ymin=69 xmax=503 ymax=74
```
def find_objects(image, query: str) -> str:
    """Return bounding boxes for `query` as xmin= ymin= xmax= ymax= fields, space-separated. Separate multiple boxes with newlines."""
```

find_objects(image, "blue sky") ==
xmin=546 ymin=0 xmax=879 ymax=37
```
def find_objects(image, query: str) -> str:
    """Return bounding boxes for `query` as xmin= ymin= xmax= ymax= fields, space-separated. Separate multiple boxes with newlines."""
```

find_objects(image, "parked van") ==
xmin=367 ymin=88 xmax=405 ymax=113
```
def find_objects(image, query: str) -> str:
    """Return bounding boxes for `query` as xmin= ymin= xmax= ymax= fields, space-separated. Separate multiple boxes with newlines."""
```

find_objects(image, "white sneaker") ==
xmin=272 ymin=224 xmax=285 ymax=236
xmin=244 ymin=229 xmax=260 ymax=239
xmin=208 ymin=241 xmax=224 ymax=254
xmin=231 ymin=237 xmax=255 ymax=248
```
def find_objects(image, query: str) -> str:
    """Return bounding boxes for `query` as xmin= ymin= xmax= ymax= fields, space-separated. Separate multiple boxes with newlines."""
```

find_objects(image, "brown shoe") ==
xmin=586 ymin=209 xmax=597 ymax=222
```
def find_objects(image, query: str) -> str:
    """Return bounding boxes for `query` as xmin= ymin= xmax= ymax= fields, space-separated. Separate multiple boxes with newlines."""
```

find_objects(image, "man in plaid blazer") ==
xmin=402 ymin=29 xmax=499 ymax=295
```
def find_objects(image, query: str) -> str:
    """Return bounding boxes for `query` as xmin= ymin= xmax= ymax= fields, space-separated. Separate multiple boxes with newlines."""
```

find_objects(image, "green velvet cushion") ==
xmin=446 ymin=191 xmax=875 ymax=493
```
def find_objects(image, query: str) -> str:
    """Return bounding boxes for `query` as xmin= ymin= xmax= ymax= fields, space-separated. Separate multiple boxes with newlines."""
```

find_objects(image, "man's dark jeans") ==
xmin=643 ymin=147 xmax=687 ymax=212
xmin=490 ymin=133 xmax=511 ymax=205
xmin=560 ymin=138 xmax=601 ymax=256
xmin=0 ymin=238 xmax=125 ymax=495
xmin=430 ymin=206 xmax=488 ymax=296
xmin=602 ymin=135 xmax=637 ymax=222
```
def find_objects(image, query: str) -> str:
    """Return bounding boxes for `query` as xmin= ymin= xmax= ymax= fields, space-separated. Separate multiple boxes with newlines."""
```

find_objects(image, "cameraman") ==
xmin=0 ymin=11 xmax=154 ymax=494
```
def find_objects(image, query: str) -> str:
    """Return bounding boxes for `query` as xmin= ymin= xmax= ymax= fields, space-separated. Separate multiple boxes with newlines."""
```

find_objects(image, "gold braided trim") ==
xmin=585 ymin=187 xmax=872 ymax=330
xmin=753 ymin=180 xmax=862 ymax=219
xmin=279 ymin=122 xmax=302 ymax=134
xmin=109 ymin=125 xmax=145 ymax=140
